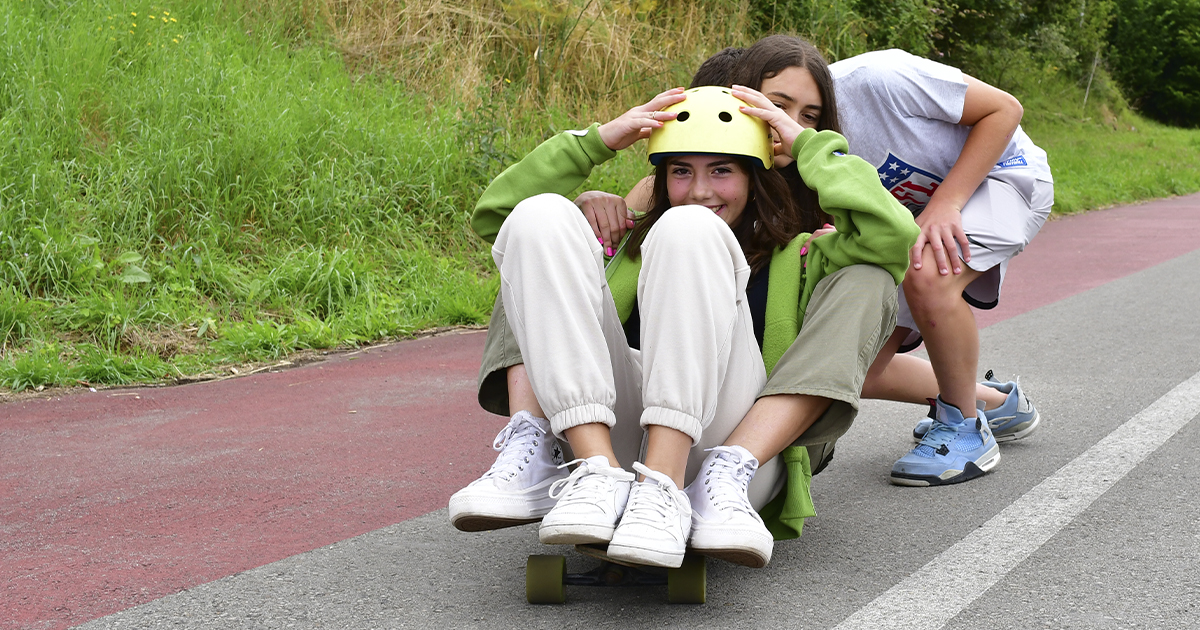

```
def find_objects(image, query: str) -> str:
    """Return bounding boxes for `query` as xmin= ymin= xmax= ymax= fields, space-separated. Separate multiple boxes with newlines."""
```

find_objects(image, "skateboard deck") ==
xmin=525 ymin=543 xmax=706 ymax=604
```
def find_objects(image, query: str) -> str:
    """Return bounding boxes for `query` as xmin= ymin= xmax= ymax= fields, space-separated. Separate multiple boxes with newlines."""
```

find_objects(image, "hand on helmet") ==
xmin=731 ymin=85 xmax=805 ymax=159
xmin=598 ymin=88 xmax=686 ymax=151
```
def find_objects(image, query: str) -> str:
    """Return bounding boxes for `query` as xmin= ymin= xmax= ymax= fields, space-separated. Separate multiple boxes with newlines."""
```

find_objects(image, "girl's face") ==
xmin=759 ymin=66 xmax=823 ymax=167
xmin=665 ymin=155 xmax=751 ymax=227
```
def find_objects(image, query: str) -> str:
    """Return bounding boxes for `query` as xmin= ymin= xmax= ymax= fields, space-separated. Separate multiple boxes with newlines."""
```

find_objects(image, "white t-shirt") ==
xmin=831 ymin=49 xmax=1052 ymax=215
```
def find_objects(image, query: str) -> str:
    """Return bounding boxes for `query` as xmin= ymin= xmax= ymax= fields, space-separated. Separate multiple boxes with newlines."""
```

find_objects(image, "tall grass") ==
xmin=0 ymin=0 xmax=501 ymax=389
xmin=321 ymin=0 xmax=752 ymax=120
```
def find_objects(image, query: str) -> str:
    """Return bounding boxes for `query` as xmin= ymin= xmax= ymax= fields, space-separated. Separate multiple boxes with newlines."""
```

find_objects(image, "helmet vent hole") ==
xmin=677 ymin=111 xmax=690 ymax=122
xmin=718 ymin=111 xmax=733 ymax=123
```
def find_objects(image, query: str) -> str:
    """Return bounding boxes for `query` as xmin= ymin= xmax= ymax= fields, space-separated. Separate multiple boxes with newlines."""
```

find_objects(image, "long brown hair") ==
xmin=730 ymin=34 xmax=840 ymax=232
xmin=625 ymin=156 xmax=799 ymax=273
xmin=730 ymin=35 xmax=841 ymax=134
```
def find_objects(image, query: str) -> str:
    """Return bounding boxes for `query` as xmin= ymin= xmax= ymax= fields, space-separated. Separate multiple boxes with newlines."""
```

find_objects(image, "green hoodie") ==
xmin=472 ymin=123 xmax=919 ymax=538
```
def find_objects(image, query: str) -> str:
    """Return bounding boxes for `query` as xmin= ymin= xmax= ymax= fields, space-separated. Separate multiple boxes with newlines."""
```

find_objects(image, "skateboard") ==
xmin=525 ymin=543 xmax=706 ymax=604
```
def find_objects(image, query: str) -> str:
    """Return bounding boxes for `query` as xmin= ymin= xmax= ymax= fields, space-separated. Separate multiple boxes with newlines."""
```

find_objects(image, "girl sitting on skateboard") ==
xmin=451 ymin=65 xmax=917 ymax=568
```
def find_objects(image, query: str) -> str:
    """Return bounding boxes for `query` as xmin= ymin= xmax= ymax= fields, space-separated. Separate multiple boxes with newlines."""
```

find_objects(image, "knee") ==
xmin=505 ymin=193 xmax=579 ymax=237
xmin=902 ymin=263 xmax=958 ymax=312
xmin=654 ymin=204 xmax=722 ymax=234
xmin=820 ymin=265 xmax=895 ymax=313
xmin=644 ymin=205 xmax=728 ymax=253
xmin=836 ymin=264 xmax=894 ymax=297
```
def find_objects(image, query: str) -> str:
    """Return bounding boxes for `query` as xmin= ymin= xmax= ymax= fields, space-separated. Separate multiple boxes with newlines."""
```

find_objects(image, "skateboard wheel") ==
xmin=526 ymin=554 xmax=567 ymax=604
xmin=667 ymin=555 xmax=706 ymax=604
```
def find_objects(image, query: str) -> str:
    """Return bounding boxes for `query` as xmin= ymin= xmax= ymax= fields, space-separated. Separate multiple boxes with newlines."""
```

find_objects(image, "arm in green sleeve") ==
xmin=790 ymin=128 xmax=920 ymax=285
xmin=470 ymin=123 xmax=618 ymax=244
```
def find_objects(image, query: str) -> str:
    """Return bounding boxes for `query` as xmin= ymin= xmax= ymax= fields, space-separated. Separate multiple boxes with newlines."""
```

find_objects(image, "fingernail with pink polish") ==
xmin=598 ymin=237 xmax=604 ymax=244
xmin=606 ymin=247 xmax=614 ymax=256
xmin=799 ymin=246 xmax=808 ymax=256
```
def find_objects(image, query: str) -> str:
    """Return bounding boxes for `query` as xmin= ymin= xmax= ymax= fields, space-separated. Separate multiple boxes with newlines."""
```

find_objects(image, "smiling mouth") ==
xmin=708 ymin=205 xmax=726 ymax=215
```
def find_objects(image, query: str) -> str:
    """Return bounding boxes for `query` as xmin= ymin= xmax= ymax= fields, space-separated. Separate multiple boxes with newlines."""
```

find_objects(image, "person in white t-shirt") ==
xmin=831 ymin=49 xmax=1053 ymax=486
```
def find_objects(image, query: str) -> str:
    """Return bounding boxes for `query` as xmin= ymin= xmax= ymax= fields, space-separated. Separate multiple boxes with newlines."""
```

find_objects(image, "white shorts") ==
xmin=896 ymin=169 xmax=1054 ymax=351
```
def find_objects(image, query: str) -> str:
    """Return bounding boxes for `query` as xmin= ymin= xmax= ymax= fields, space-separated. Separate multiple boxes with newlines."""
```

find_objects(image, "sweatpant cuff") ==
xmin=550 ymin=403 xmax=616 ymax=439
xmin=640 ymin=406 xmax=703 ymax=446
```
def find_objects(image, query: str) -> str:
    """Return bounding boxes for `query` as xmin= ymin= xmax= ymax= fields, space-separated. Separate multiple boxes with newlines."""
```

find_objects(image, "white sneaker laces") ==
xmin=548 ymin=458 xmax=635 ymax=502
xmin=619 ymin=462 xmax=690 ymax=528
xmin=701 ymin=446 xmax=757 ymax=516
xmin=480 ymin=413 xmax=546 ymax=482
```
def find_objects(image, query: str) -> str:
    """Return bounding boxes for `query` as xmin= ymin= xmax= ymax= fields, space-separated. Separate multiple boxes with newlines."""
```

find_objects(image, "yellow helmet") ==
xmin=647 ymin=86 xmax=773 ymax=170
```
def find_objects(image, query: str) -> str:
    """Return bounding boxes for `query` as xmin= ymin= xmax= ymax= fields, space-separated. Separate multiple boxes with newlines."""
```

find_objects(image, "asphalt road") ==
xmin=3 ymin=194 xmax=1199 ymax=629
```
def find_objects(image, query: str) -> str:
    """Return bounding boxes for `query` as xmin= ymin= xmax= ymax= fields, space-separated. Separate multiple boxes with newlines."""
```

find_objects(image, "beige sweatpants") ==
xmin=492 ymin=193 xmax=781 ymax=506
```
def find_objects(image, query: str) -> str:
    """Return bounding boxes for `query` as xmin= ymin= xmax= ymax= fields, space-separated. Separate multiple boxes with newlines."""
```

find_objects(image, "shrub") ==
xmin=1108 ymin=0 xmax=1200 ymax=127
xmin=932 ymin=1 xmax=1116 ymax=93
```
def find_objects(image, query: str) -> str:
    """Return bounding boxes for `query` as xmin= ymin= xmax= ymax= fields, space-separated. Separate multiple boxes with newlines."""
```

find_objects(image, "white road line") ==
xmin=834 ymin=370 xmax=1200 ymax=630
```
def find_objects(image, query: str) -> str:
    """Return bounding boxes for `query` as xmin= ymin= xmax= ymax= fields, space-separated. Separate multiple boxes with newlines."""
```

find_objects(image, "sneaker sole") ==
xmin=992 ymin=410 xmax=1041 ymax=443
xmin=451 ymin=514 xmax=542 ymax=532
xmin=448 ymin=495 xmax=557 ymax=532
xmin=688 ymin=545 xmax=769 ymax=568
xmin=688 ymin=529 xmax=772 ymax=568
xmin=606 ymin=541 xmax=684 ymax=568
xmin=538 ymin=524 xmax=615 ymax=545
xmin=889 ymin=448 xmax=1002 ymax=487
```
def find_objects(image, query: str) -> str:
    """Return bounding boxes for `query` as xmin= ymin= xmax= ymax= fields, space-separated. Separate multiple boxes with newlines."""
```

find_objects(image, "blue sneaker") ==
xmin=911 ymin=373 xmax=1040 ymax=443
xmin=891 ymin=397 xmax=1001 ymax=486
xmin=911 ymin=398 xmax=984 ymax=441
xmin=911 ymin=399 xmax=938 ymax=442
xmin=980 ymin=379 xmax=1040 ymax=443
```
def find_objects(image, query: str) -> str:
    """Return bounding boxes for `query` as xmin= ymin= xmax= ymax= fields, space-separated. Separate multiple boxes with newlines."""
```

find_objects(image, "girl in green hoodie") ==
xmin=450 ymin=59 xmax=918 ymax=569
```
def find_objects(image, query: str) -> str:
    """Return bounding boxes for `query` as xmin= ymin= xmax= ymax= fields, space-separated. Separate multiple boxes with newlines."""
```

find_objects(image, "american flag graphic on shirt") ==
xmin=876 ymin=153 xmax=1031 ymax=215
xmin=875 ymin=153 xmax=943 ymax=216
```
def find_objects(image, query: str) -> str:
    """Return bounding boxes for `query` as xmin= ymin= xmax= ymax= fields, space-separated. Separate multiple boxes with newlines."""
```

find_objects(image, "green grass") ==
xmin=0 ymin=0 xmax=500 ymax=390
xmin=1016 ymin=68 xmax=1200 ymax=214
xmin=1 ymin=1 xmax=1198 ymax=393
xmin=1027 ymin=115 xmax=1200 ymax=214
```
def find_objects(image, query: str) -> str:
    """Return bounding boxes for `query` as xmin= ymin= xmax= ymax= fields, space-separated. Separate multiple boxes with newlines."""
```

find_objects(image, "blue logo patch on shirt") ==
xmin=876 ymin=153 xmax=944 ymax=214
xmin=832 ymin=150 xmax=846 ymax=156
xmin=996 ymin=155 xmax=1028 ymax=168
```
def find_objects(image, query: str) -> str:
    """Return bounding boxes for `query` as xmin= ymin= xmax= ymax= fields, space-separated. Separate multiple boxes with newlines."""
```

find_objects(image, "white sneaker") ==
xmin=686 ymin=445 xmax=773 ymax=567
xmin=538 ymin=455 xmax=635 ymax=544
xmin=448 ymin=411 xmax=567 ymax=532
xmin=606 ymin=462 xmax=692 ymax=568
